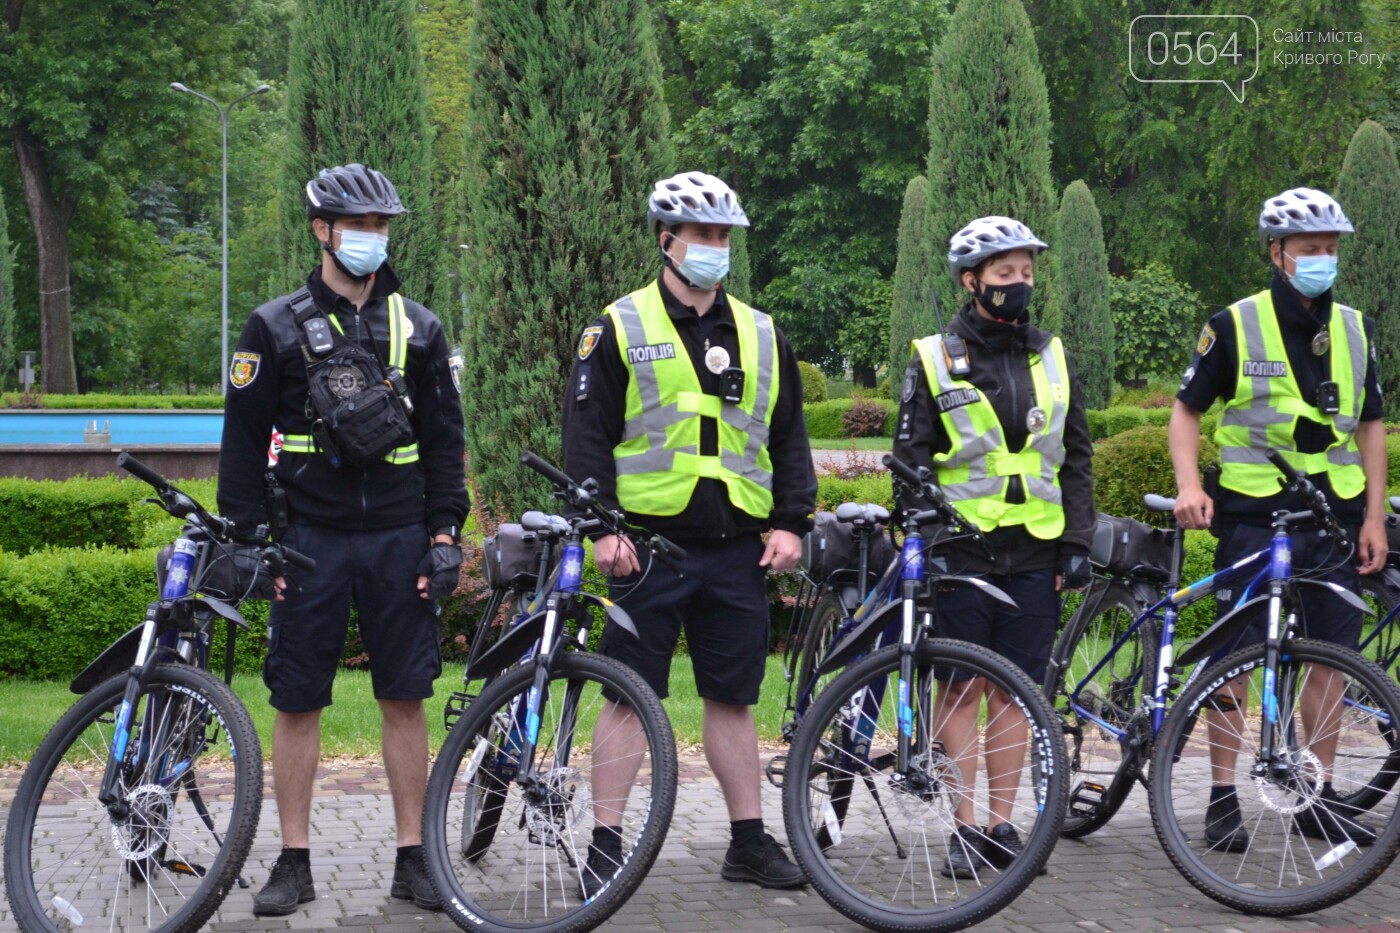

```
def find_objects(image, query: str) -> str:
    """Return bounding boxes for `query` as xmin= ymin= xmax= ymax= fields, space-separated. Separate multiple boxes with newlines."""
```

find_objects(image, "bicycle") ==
xmin=1046 ymin=448 xmax=1400 ymax=914
xmin=421 ymin=452 xmax=681 ymax=933
xmin=3 ymin=452 xmax=315 ymax=933
xmin=779 ymin=454 xmax=1068 ymax=933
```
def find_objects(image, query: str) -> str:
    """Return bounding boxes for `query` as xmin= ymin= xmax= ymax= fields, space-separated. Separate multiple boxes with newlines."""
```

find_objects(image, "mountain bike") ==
xmin=421 ymin=452 xmax=681 ymax=933
xmin=1047 ymin=449 xmax=1400 ymax=914
xmin=4 ymin=452 xmax=315 ymax=933
xmin=779 ymin=454 xmax=1067 ymax=933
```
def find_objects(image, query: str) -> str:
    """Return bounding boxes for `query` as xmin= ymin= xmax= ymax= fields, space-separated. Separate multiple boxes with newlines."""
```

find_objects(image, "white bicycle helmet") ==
xmin=1258 ymin=187 xmax=1353 ymax=244
xmin=647 ymin=172 xmax=750 ymax=234
xmin=947 ymin=216 xmax=1049 ymax=282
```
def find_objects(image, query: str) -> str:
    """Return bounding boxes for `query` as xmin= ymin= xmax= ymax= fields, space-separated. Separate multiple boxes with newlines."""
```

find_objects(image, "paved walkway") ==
xmin=4 ymin=753 xmax=1400 ymax=932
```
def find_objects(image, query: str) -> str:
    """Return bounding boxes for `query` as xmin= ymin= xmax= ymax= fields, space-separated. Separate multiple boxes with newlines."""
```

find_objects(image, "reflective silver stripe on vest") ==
xmin=1026 ymin=340 xmax=1067 ymax=505
xmin=1219 ymin=297 xmax=1294 ymax=444
xmin=613 ymin=294 xmax=682 ymax=448
xmin=737 ymin=312 xmax=775 ymax=489
xmin=1334 ymin=303 xmax=1364 ymax=436
xmin=928 ymin=335 xmax=1008 ymax=500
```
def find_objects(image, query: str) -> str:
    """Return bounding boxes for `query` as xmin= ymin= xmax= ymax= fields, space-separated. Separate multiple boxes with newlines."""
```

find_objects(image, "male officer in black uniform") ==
xmin=563 ymin=171 xmax=816 ymax=894
xmin=218 ymin=163 xmax=468 ymax=915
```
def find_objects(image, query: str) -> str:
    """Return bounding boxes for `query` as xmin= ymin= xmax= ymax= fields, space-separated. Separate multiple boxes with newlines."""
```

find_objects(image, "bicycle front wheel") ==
xmin=423 ymin=651 xmax=677 ymax=933
xmin=1149 ymin=638 xmax=1400 ymax=915
xmin=1045 ymin=581 xmax=1157 ymax=838
xmin=4 ymin=664 xmax=263 ymax=933
xmin=783 ymin=638 xmax=1067 ymax=933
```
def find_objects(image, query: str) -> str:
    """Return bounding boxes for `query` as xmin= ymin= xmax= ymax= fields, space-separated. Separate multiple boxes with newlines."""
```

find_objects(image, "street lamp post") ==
xmin=170 ymin=82 xmax=271 ymax=393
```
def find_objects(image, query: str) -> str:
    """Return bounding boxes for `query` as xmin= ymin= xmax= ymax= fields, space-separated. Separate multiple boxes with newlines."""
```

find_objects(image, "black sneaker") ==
xmin=940 ymin=825 xmax=991 ymax=880
xmin=1204 ymin=793 xmax=1250 ymax=853
xmin=1292 ymin=788 xmax=1377 ymax=848
xmin=579 ymin=844 xmax=621 ymax=901
xmin=391 ymin=849 xmax=444 ymax=911
xmin=984 ymin=822 xmax=1047 ymax=875
xmin=720 ymin=832 xmax=806 ymax=888
xmin=252 ymin=852 xmax=315 ymax=917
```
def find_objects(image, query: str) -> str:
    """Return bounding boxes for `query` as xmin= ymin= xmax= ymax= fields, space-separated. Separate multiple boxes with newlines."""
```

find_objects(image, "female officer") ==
xmin=891 ymin=215 xmax=1095 ymax=878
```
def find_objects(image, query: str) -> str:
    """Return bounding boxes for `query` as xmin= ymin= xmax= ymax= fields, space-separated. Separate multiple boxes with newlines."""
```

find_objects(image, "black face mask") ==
xmin=975 ymin=280 xmax=1033 ymax=324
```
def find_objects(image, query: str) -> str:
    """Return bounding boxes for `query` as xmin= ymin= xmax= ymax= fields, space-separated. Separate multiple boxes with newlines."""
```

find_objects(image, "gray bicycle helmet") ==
xmin=1258 ymin=187 xmax=1352 ymax=244
xmin=647 ymin=172 xmax=750 ymax=234
xmin=947 ymin=216 xmax=1049 ymax=282
xmin=305 ymin=163 xmax=409 ymax=220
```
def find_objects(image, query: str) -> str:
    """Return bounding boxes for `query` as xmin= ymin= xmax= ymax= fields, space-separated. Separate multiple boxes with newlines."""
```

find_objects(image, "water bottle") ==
xmin=161 ymin=537 xmax=199 ymax=600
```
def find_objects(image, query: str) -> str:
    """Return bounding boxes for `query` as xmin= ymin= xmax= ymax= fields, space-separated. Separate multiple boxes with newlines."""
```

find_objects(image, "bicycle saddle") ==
xmin=835 ymin=502 xmax=891 ymax=525
xmin=521 ymin=510 xmax=571 ymax=537
xmin=1142 ymin=493 xmax=1176 ymax=513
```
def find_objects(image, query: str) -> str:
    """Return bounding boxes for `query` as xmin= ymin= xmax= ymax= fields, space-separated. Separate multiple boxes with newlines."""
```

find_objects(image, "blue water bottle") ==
xmin=162 ymin=537 xmax=199 ymax=599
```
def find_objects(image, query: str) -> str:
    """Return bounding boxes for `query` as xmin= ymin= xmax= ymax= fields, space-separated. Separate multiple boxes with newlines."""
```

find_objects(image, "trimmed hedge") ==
xmin=0 ymin=477 xmax=148 ymax=554
xmin=1 ymin=393 xmax=222 ymax=409
xmin=805 ymin=398 xmax=897 ymax=439
xmin=798 ymin=361 xmax=827 ymax=402
xmin=1093 ymin=425 xmax=1219 ymax=524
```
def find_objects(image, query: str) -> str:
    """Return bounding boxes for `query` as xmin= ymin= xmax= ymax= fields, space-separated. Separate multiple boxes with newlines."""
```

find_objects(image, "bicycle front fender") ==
xmin=1176 ymin=582 xmax=1372 ymax=669
xmin=815 ymin=599 xmax=901 ymax=678
xmin=70 ymin=623 xmax=144 ymax=695
xmin=466 ymin=595 xmax=636 ymax=681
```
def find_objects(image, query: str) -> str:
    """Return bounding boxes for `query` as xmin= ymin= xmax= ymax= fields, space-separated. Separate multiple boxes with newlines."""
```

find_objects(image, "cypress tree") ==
xmin=889 ymin=175 xmax=935 ymax=379
xmin=925 ymin=0 xmax=1055 ymax=316
xmin=1048 ymin=180 xmax=1113 ymax=408
xmin=461 ymin=0 xmax=672 ymax=514
xmin=1336 ymin=120 xmax=1400 ymax=419
xmin=726 ymin=225 xmax=752 ymax=303
xmin=0 ymin=183 xmax=13 ymax=385
xmin=279 ymin=0 xmax=441 ymax=304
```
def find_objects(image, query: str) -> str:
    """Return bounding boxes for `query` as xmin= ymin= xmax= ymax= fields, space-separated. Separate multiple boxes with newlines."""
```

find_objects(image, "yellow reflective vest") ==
xmin=606 ymin=283 xmax=778 ymax=518
xmin=1214 ymin=290 xmax=1365 ymax=498
xmin=912 ymin=333 xmax=1070 ymax=538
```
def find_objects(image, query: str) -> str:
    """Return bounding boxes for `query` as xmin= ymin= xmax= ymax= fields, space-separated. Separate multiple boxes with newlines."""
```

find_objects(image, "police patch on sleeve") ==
xmin=448 ymin=349 xmax=464 ymax=394
xmin=229 ymin=351 xmax=260 ymax=389
xmin=1195 ymin=325 xmax=1216 ymax=357
xmin=902 ymin=365 xmax=919 ymax=403
xmin=577 ymin=326 xmax=603 ymax=360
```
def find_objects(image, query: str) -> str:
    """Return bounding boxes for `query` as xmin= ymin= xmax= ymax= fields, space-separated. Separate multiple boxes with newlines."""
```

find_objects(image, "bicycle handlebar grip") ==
xmin=652 ymin=535 xmax=687 ymax=563
xmin=280 ymin=546 xmax=317 ymax=573
xmin=117 ymin=452 xmax=168 ymax=490
xmin=520 ymin=451 xmax=577 ymax=491
xmin=1265 ymin=447 xmax=1301 ymax=484
xmin=883 ymin=453 xmax=923 ymax=486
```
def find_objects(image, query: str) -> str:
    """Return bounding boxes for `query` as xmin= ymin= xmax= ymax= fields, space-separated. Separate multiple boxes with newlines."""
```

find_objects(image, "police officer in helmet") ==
xmin=562 ymin=171 xmax=817 ymax=894
xmin=893 ymin=215 xmax=1095 ymax=879
xmin=1170 ymin=186 xmax=1386 ymax=852
xmin=218 ymin=163 xmax=468 ymax=915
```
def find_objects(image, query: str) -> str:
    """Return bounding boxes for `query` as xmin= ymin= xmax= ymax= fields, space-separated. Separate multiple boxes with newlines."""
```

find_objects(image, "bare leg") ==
xmin=1299 ymin=662 xmax=1346 ymax=782
xmin=702 ymin=699 xmax=761 ymax=821
xmin=1206 ymin=675 xmax=1250 ymax=785
xmin=933 ymin=676 xmax=984 ymax=827
xmin=380 ymin=699 xmax=429 ymax=846
xmin=589 ymin=699 xmax=647 ymax=829
xmin=271 ymin=710 xmax=322 ymax=848
xmin=982 ymin=685 xmax=1028 ymax=828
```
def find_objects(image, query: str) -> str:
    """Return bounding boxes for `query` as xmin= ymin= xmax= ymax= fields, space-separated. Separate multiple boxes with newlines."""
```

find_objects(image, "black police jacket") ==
xmin=892 ymin=303 xmax=1096 ymax=575
xmin=561 ymin=275 xmax=817 ymax=541
xmin=217 ymin=264 xmax=470 ymax=535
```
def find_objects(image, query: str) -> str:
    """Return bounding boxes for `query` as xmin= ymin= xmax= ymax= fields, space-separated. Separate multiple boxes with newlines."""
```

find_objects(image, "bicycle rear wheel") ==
xmin=1339 ymin=573 xmax=1400 ymax=812
xmin=783 ymin=638 xmax=1067 ymax=933
xmin=1045 ymin=581 xmax=1157 ymax=837
xmin=423 ymin=651 xmax=678 ymax=932
xmin=794 ymin=591 xmax=853 ymax=848
xmin=1149 ymin=638 xmax=1400 ymax=915
xmin=4 ymin=664 xmax=262 ymax=933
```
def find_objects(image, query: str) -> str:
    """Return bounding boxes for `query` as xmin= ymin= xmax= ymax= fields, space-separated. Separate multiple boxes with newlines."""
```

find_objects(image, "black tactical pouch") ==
xmin=305 ymin=347 xmax=414 ymax=467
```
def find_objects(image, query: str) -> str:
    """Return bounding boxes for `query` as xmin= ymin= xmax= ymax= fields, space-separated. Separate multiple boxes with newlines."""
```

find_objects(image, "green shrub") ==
xmin=1176 ymin=529 xmax=1218 ymax=640
xmin=0 ymin=393 xmax=222 ymax=409
xmin=0 ymin=477 xmax=148 ymax=554
xmin=1387 ymin=432 xmax=1400 ymax=494
xmin=816 ymin=472 xmax=895 ymax=511
xmin=842 ymin=397 xmax=891 ymax=438
xmin=797 ymin=361 xmax=828 ymax=403
xmin=805 ymin=399 xmax=854 ymax=438
xmin=1093 ymin=424 xmax=1218 ymax=524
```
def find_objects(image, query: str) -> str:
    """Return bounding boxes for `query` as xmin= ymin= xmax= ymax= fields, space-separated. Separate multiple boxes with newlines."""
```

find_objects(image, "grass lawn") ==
xmin=0 ymin=656 xmax=795 ymax=765
xmin=809 ymin=437 xmax=892 ymax=451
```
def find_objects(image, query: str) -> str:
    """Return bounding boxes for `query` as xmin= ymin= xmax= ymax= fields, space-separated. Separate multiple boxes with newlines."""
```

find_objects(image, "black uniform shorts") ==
xmin=264 ymin=522 xmax=442 ymax=713
xmin=1213 ymin=521 xmax=1362 ymax=650
xmin=600 ymin=534 xmax=770 ymax=706
xmin=933 ymin=567 xmax=1058 ymax=685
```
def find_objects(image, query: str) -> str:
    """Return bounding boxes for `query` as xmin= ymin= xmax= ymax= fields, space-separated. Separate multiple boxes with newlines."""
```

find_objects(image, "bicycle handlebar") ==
xmin=883 ymin=453 xmax=994 ymax=558
xmin=1265 ymin=447 xmax=1349 ymax=547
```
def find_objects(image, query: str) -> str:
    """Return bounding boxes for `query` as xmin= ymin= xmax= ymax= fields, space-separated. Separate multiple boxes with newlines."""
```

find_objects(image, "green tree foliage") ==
xmin=797 ymin=360 xmax=827 ymax=402
xmin=1109 ymin=263 xmax=1198 ymax=387
xmin=279 ymin=0 xmax=441 ymax=304
xmin=0 ymin=181 xmax=13 ymax=385
xmin=1336 ymin=120 xmax=1400 ymax=419
xmin=663 ymin=0 xmax=946 ymax=372
xmin=926 ymin=0 xmax=1055 ymax=316
xmin=726 ymin=225 xmax=752 ymax=303
xmin=0 ymin=0 xmax=248 ymax=392
xmin=889 ymin=175 xmax=935 ymax=379
xmin=1048 ymin=180 xmax=1113 ymax=408
xmin=461 ymin=0 xmax=672 ymax=514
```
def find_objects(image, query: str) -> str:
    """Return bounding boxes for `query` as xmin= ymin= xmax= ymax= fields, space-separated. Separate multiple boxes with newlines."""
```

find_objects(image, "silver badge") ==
xmin=705 ymin=346 xmax=730 ymax=374
xmin=1026 ymin=407 xmax=1047 ymax=433
xmin=1311 ymin=329 xmax=1330 ymax=356
xmin=329 ymin=365 xmax=367 ymax=399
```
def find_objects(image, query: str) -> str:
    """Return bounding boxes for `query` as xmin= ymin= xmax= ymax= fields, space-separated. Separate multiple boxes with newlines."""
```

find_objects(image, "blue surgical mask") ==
xmin=335 ymin=228 xmax=389 ymax=277
xmin=676 ymin=241 xmax=730 ymax=290
xmin=1284 ymin=252 xmax=1337 ymax=298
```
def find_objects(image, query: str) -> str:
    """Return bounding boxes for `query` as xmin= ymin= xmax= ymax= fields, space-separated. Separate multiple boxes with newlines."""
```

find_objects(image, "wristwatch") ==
xmin=433 ymin=525 xmax=460 ymax=545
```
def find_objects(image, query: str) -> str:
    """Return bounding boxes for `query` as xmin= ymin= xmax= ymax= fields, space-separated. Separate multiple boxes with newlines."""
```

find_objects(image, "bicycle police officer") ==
xmin=892 ymin=216 xmax=1095 ymax=878
xmin=218 ymin=163 xmax=468 ymax=915
xmin=1170 ymin=186 xmax=1387 ymax=851
xmin=562 ymin=171 xmax=817 ymax=894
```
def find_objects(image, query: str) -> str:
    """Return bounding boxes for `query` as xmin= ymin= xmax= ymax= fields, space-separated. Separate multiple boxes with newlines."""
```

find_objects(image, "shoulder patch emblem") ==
xmin=448 ymin=350 xmax=464 ymax=394
xmin=902 ymin=365 xmax=919 ymax=403
xmin=577 ymin=326 xmax=604 ymax=360
xmin=1196 ymin=325 xmax=1216 ymax=357
xmin=230 ymin=351 xmax=260 ymax=389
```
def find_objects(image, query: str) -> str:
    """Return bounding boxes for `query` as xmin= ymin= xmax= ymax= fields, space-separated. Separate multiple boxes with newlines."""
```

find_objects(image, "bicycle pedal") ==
xmin=443 ymin=691 xmax=476 ymax=732
xmin=1069 ymin=780 xmax=1106 ymax=816
xmin=765 ymin=754 xmax=787 ymax=788
xmin=160 ymin=858 xmax=207 ymax=878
